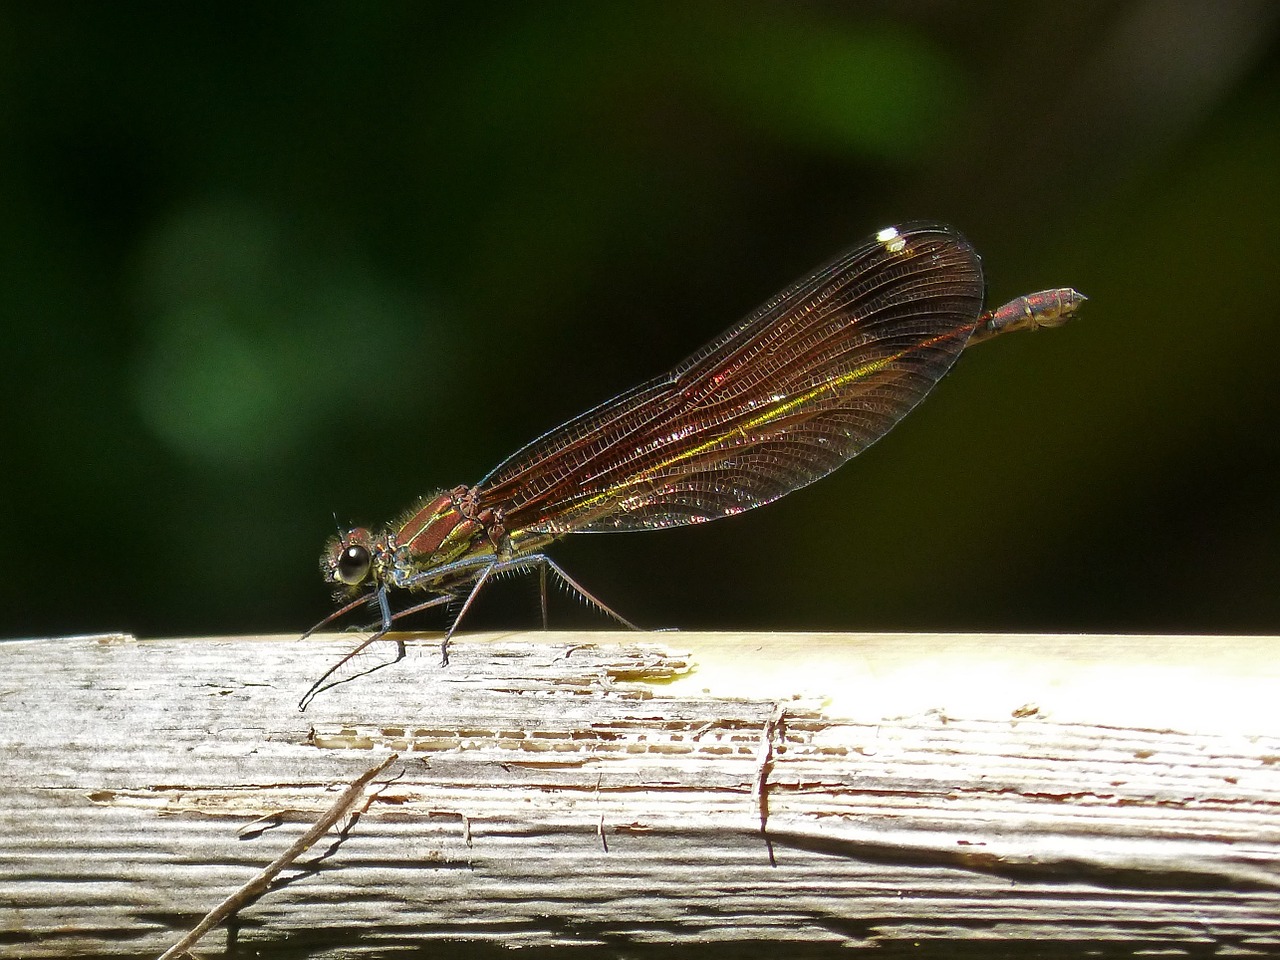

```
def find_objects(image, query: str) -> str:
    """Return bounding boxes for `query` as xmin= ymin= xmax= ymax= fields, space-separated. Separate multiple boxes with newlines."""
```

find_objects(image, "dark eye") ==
xmin=335 ymin=544 xmax=372 ymax=585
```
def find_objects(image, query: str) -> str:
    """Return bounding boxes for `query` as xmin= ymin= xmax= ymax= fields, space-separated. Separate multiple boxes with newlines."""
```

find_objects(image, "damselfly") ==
xmin=299 ymin=222 xmax=1084 ymax=708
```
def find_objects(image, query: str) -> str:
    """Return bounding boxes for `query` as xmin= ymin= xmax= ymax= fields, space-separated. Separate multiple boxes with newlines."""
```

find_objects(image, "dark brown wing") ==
xmin=478 ymin=221 xmax=984 ymax=535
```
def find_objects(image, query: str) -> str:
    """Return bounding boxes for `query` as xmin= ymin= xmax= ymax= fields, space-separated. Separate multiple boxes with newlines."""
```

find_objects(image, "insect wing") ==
xmin=480 ymin=222 xmax=984 ymax=535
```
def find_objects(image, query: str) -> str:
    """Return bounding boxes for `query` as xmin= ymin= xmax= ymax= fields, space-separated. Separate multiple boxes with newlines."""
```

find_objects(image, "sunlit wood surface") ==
xmin=2 ymin=630 xmax=1278 ymax=957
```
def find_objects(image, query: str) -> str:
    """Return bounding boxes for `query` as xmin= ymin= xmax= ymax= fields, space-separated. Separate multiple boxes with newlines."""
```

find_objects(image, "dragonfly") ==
xmin=298 ymin=221 xmax=1084 ymax=709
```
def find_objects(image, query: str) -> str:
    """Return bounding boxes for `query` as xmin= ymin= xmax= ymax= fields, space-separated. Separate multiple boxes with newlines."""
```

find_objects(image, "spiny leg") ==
xmin=299 ymin=591 xmax=371 ymax=642
xmin=301 ymin=550 xmax=637 ymax=705
xmin=531 ymin=554 xmax=643 ymax=632
xmin=539 ymin=561 xmax=549 ymax=630
xmin=435 ymin=553 xmax=643 ymax=667
xmin=386 ymin=591 xmax=456 ymax=628
xmin=299 ymin=587 xmax=398 ymax=711
xmin=438 ymin=562 xmax=502 ymax=667
xmin=299 ymin=589 xmax=455 ymax=711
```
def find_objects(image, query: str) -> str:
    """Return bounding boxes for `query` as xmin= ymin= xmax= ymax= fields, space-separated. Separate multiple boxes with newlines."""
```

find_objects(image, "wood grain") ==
xmin=1 ymin=630 xmax=1277 ymax=957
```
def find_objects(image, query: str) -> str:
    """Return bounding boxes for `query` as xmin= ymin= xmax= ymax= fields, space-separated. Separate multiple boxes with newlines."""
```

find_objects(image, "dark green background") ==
xmin=5 ymin=2 xmax=1280 ymax=641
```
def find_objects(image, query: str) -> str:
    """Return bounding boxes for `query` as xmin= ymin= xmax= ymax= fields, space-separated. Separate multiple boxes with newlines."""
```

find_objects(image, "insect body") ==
xmin=300 ymin=221 xmax=1084 ymax=708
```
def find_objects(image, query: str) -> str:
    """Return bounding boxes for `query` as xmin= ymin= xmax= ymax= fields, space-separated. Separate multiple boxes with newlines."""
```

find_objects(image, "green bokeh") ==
xmin=2 ymin=2 xmax=1279 ymax=640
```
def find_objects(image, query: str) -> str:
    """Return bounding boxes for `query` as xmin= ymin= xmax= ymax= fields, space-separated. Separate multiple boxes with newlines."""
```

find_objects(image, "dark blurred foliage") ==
xmin=3 ymin=1 xmax=1280 ymax=641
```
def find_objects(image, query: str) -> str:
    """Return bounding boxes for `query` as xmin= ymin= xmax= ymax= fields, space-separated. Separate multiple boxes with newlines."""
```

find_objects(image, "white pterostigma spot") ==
xmin=876 ymin=226 xmax=907 ymax=254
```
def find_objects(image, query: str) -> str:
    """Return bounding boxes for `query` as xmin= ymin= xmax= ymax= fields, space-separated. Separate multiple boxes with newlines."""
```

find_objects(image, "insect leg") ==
xmin=299 ymin=586 xmax=402 ymax=711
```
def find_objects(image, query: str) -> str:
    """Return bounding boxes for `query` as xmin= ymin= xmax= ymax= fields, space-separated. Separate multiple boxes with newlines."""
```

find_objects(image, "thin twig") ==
xmin=157 ymin=753 xmax=399 ymax=960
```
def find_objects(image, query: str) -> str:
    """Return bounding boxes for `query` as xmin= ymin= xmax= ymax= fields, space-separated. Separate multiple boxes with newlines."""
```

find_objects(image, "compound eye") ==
xmin=335 ymin=543 xmax=372 ymax=585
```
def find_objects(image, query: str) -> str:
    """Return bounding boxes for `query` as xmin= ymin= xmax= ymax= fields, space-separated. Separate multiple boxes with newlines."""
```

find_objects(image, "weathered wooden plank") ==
xmin=1 ymin=630 xmax=1278 ymax=957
